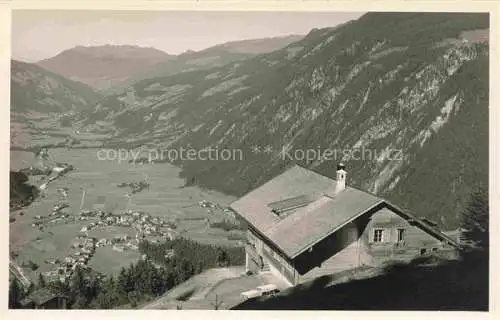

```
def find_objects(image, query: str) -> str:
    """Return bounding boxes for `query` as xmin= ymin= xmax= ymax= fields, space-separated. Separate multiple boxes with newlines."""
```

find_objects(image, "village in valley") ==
xmin=8 ymin=10 xmax=490 ymax=311
xmin=10 ymin=148 xmax=245 ymax=301
xmin=38 ymin=205 xmax=180 ymax=284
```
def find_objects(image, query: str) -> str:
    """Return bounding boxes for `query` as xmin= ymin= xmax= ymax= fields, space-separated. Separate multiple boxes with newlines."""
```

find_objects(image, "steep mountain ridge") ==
xmin=10 ymin=60 xmax=103 ymax=150
xmin=106 ymin=35 xmax=304 ymax=95
xmin=207 ymin=34 xmax=304 ymax=54
xmin=11 ymin=60 xmax=101 ymax=114
xmin=78 ymin=13 xmax=489 ymax=228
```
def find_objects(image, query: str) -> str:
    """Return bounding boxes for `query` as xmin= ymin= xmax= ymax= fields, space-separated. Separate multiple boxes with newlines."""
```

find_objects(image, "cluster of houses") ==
xmin=35 ymin=205 xmax=180 ymax=286
xmin=42 ymin=233 xmax=144 ymax=283
xmin=116 ymin=180 xmax=150 ymax=194
xmin=56 ymin=187 xmax=69 ymax=199
xmin=164 ymin=248 xmax=175 ymax=259
xmin=78 ymin=208 xmax=177 ymax=241
xmin=38 ymin=163 xmax=74 ymax=192
xmin=42 ymin=236 xmax=97 ymax=283
xmin=51 ymin=163 xmax=75 ymax=176
xmin=198 ymin=200 xmax=238 ymax=220
xmin=199 ymin=200 xmax=216 ymax=208
xmin=51 ymin=202 xmax=69 ymax=216
xmin=110 ymin=235 xmax=140 ymax=252
xmin=31 ymin=202 xmax=74 ymax=230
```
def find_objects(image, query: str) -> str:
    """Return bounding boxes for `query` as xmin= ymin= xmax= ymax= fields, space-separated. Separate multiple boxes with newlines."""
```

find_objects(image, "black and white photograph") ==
xmin=6 ymin=2 xmax=494 ymax=312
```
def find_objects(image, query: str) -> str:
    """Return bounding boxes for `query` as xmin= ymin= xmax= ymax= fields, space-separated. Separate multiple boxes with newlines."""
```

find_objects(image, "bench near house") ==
xmin=230 ymin=164 xmax=459 ymax=286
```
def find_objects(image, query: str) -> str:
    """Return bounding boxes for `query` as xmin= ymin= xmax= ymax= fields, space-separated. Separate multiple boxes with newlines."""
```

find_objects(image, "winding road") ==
xmin=9 ymin=259 xmax=32 ymax=289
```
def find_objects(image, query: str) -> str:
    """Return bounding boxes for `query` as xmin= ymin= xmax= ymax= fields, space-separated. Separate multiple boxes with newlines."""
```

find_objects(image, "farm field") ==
xmin=11 ymin=112 xmax=110 ymax=151
xmin=10 ymin=148 xmax=242 ymax=280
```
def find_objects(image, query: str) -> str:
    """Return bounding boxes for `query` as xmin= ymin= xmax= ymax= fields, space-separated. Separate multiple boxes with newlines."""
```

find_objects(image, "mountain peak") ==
xmin=36 ymin=44 xmax=172 ymax=91
xmin=54 ymin=44 xmax=169 ymax=59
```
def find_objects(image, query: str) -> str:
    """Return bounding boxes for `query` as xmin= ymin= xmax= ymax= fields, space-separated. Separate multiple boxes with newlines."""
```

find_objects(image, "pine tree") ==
xmin=70 ymin=266 xmax=87 ymax=308
xmin=9 ymin=278 xmax=24 ymax=309
xmin=210 ymin=294 xmax=224 ymax=310
xmin=117 ymin=266 xmax=134 ymax=294
xmin=38 ymin=273 xmax=46 ymax=288
xmin=86 ymin=274 xmax=101 ymax=301
xmin=460 ymin=187 xmax=489 ymax=250
xmin=216 ymin=249 xmax=228 ymax=267
xmin=71 ymin=267 xmax=86 ymax=292
xmin=27 ymin=283 xmax=35 ymax=295
xmin=128 ymin=291 xmax=139 ymax=307
xmin=72 ymin=295 xmax=87 ymax=309
xmin=117 ymin=267 xmax=127 ymax=294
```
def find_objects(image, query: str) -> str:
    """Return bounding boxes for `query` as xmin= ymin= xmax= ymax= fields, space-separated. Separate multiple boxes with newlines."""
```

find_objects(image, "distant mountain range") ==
xmin=107 ymin=35 xmax=304 ymax=95
xmin=36 ymin=45 xmax=172 ymax=91
xmin=35 ymin=35 xmax=304 ymax=92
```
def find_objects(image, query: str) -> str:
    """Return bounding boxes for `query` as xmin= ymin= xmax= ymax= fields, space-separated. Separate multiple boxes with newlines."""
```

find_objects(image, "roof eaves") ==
xmin=381 ymin=201 xmax=461 ymax=248
xmin=289 ymin=199 xmax=386 ymax=259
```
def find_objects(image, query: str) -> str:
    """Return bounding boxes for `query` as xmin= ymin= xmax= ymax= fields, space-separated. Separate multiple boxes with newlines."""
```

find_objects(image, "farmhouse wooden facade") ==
xmin=230 ymin=164 xmax=459 ymax=286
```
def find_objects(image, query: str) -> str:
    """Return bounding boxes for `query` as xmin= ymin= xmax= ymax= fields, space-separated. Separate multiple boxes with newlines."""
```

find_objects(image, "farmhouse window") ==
xmin=262 ymin=243 xmax=270 ymax=253
xmin=373 ymin=229 xmax=384 ymax=242
xmin=247 ymin=232 xmax=257 ymax=248
xmin=397 ymin=228 xmax=405 ymax=242
xmin=256 ymin=238 xmax=263 ymax=252
xmin=420 ymin=248 xmax=427 ymax=255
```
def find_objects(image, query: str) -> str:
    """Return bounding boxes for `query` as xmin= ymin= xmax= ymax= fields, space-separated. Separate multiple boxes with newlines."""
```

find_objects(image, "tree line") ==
xmin=209 ymin=219 xmax=246 ymax=232
xmin=10 ymin=171 xmax=39 ymax=210
xmin=9 ymin=237 xmax=245 ymax=309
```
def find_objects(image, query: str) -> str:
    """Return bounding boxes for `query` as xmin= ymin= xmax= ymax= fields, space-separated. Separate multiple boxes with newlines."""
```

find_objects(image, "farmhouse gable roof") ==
xmin=230 ymin=165 xmax=458 ymax=258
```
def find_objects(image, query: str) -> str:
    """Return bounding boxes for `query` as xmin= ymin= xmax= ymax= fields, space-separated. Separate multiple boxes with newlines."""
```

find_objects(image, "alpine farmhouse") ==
xmin=230 ymin=164 xmax=459 ymax=286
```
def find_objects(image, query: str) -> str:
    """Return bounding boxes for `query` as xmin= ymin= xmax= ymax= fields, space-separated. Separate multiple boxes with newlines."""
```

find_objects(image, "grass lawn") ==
xmin=88 ymin=246 xmax=142 ymax=276
xmin=142 ymin=267 xmax=291 ymax=310
xmin=142 ymin=266 xmax=245 ymax=309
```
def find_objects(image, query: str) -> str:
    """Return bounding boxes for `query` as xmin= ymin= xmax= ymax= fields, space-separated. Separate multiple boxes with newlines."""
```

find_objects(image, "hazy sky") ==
xmin=12 ymin=10 xmax=365 ymax=62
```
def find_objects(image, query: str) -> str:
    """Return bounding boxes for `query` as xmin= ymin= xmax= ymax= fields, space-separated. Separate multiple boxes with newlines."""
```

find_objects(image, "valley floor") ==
xmin=9 ymin=148 xmax=242 ymax=282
